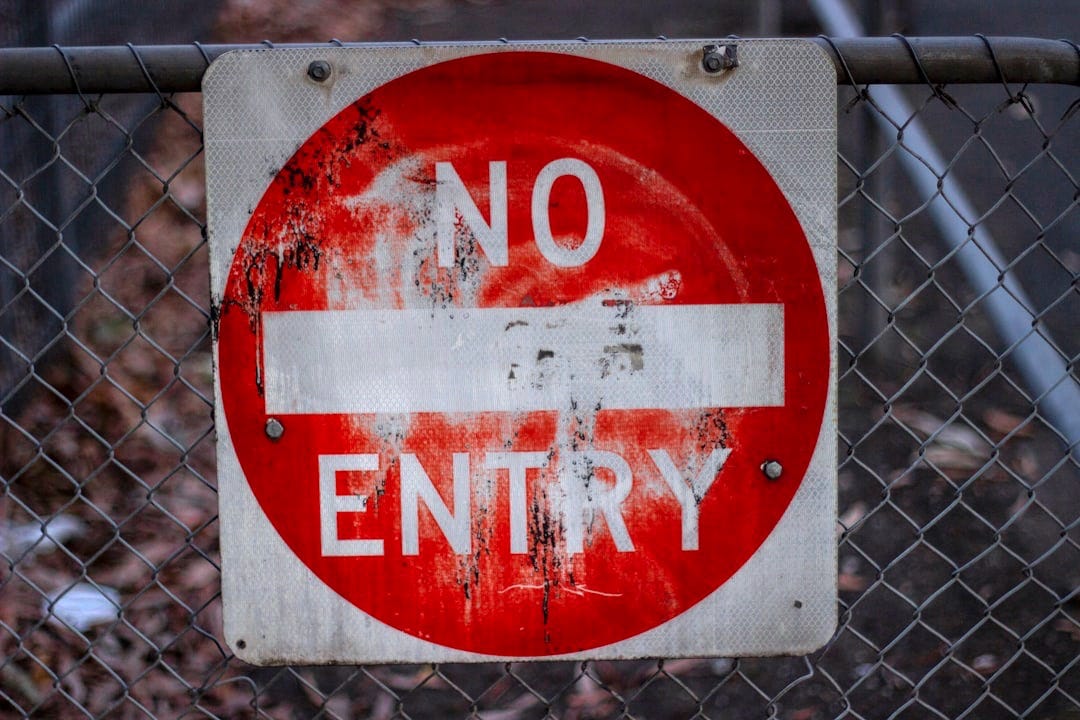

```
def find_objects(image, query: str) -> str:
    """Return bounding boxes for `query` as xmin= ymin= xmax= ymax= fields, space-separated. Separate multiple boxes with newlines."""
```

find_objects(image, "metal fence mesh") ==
xmin=1 ymin=40 xmax=1078 ymax=719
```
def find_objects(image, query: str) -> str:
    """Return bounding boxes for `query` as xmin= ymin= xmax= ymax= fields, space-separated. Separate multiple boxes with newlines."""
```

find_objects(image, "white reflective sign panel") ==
xmin=204 ymin=40 xmax=837 ymax=664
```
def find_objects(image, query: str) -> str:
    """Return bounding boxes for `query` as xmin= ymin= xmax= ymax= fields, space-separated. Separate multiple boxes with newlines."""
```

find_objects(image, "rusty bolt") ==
xmin=702 ymin=44 xmax=738 ymax=73
xmin=265 ymin=418 xmax=285 ymax=440
xmin=307 ymin=60 xmax=331 ymax=82
xmin=762 ymin=460 xmax=783 ymax=480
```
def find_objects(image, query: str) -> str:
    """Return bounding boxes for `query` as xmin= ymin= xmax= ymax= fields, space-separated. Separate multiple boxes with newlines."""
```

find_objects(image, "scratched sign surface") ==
xmin=204 ymin=41 xmax=837 ymax=663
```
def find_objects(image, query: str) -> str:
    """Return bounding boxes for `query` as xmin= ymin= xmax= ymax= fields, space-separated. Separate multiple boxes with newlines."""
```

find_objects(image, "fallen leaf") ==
xmin=1053 ymin=617 xmax=1080 ymax=641
xmin=982 ymin=408 xmax=1033 ymax=438
xmin=1 ymin=514 xmax=85 ymax=557
xmin=893 ymin=406 xmax=992 ymax=468
xmin=838 ymin=501 xmax=868 ymax=534
xmin=972 ymin=653 xmax=999 ymax=674
xmin=45 ymin=583 xmax=121 ymax=632
xmin=838 ymin=572 xmax=869 ymax=592
xmin=477 ymin=692 xmax=541 ymax=720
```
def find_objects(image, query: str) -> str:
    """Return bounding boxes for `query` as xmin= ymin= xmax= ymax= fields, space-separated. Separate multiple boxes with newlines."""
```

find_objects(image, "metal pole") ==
xmin=0 ymin=37 xmax=1077 ymax=95
xmin=810 ymin=0 xmax=1080 ymax=461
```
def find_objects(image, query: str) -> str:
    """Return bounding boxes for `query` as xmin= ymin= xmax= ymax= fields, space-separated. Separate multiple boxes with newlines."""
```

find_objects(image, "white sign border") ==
xmin=204 ymin=39 xmax=838 ymax=664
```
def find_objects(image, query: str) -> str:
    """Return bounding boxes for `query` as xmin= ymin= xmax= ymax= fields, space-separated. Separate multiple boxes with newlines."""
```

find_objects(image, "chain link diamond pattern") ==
xmin=0 ymin=41 xmax=1077 ymax=719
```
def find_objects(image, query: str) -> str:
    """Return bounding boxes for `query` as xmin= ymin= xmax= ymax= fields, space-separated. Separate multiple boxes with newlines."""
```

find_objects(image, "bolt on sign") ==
xmin=203 ymin=40 xmax=837 ymax=664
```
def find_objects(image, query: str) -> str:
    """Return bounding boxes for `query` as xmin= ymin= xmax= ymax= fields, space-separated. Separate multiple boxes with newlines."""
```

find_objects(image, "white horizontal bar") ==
xmin=261 ymin=303 xmax=783 ymax=415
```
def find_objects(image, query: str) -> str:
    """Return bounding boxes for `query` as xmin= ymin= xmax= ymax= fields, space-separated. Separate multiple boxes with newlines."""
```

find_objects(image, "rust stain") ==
xmin=694 ymin=409 xmax=732 ymax=454
xmin=601 ymin=343 xmax=644 ymax=374
xmin=527 ymin=486 xmax=563 ymax=625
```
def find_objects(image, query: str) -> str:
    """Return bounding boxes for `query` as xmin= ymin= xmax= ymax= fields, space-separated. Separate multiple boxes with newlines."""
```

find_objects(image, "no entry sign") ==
xmin=204 ymin=41 xmax=837 ymax=663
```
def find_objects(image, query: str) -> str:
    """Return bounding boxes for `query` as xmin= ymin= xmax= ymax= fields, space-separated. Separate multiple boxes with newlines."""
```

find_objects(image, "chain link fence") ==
xmin=1 ymin=37 xmax=1077 ymax=719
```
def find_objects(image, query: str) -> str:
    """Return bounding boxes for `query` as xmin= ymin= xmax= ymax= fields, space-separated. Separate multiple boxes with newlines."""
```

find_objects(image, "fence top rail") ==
xmin=0 ymin=36 xmax=1076 ymax=95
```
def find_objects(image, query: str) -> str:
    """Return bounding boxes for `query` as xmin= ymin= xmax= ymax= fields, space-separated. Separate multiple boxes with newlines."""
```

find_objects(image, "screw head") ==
xmin=762 ymin=460 xmax=783 ymax=480
xmin=265 ymin=418 xmax=284 ymax=440
xmin=702 ymin=44 xmax=737 ymax=74
xmin=307 ymin=60 xmax=331 ymax=82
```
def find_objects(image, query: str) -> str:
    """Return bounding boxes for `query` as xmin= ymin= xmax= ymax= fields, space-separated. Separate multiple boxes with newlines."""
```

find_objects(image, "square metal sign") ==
xmin=203 ymin=39 xmax=837 ymax=664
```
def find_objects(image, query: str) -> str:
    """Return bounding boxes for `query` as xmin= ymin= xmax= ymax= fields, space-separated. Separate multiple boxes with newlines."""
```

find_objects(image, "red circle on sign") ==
xmin=218 ymin=51 xmax=829 ymax=656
